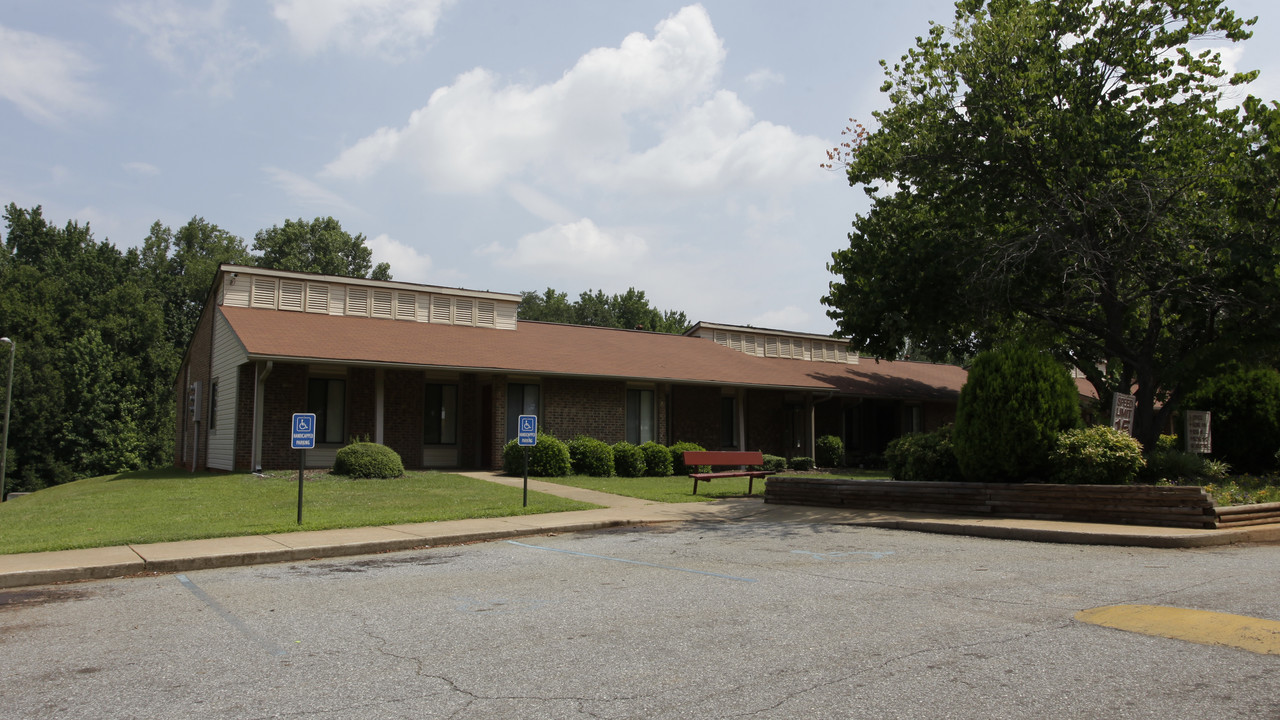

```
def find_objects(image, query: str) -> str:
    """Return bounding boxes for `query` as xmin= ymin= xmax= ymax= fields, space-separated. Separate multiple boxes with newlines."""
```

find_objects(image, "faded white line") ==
xmin=507 ymin=541 xmax=755 ymax=582
xmin=177 ymin=574 xmax=287 ymax=657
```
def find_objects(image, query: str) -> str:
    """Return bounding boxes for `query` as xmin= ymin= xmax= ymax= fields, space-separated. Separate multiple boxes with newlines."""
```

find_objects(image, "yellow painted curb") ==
xmin=1076 ymin=604 xmax=1280 ymax=655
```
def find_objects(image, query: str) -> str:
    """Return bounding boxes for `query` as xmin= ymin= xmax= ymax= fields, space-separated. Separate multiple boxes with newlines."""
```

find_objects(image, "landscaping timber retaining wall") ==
xmin=1215 ymin=502 xmax=1280 ymax=528
xmin=765 ymin=477 xmax=1218 ymax=529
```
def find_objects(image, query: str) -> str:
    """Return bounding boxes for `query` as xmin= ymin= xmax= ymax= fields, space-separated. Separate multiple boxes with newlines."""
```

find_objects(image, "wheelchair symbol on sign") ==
xmin=297 ymin=416 xmax=312 ymax=432
xmin=520 ymin=417 xmax=535 ymax=433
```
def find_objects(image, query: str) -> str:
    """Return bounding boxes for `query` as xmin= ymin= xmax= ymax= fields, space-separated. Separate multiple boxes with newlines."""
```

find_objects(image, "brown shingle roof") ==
xmin=221 ymin=306 xmax=967 ymax=401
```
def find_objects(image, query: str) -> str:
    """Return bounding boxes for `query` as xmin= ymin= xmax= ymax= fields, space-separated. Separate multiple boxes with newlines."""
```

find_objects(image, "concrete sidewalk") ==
xmin=3 ymin=472 xmax=1279 ymax=590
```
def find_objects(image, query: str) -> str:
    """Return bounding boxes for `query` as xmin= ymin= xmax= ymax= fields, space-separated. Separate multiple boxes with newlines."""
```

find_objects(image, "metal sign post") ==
xmin=517 ymin=415 xmax=537 ymax=507
xmin=291 ymin=413 xmax=317 ymax=524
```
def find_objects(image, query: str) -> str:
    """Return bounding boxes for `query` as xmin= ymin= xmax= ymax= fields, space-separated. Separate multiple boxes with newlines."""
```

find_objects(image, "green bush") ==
xmin=333 ymin=442 xmax=404 ymax=479
xmin=762 ymin=454 xmax=787 ymax=472
xmin=884 ymin=425 xmax=962 ymax=482
xmin=669 ymin=441 xmax=709 ymax=474
xmin=816 ymin=435 xmax=845 ymax=468
xmin=1049 ymin=426 xmax=1145 ymax=485
xmin=568 ymin=436 xmax=614 ymax=477
xmin=1142 ymin=449 xmax=1231 ymax=484
xmin=788 ymin=456 xmax=814 ymax=471
xmin=502 ymin=433 xmax=572 ymax=477
xmin=1184 ymin=365 xmax=1280 ymax=474
xmin=612 ymin=441 xmax=647 ymax=477
xmin=952 ymin=344 xmax=1083 ymax=482
xmin=639 ymin=441 xmax=673 ymax=477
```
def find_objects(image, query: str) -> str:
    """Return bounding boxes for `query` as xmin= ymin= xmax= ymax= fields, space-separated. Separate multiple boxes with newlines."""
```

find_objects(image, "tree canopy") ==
xmin=253 ymin=216 xmax=391 ymax=281
xmin=823 ymin=0 xmax=1280 ymax=448
xmin=518 ymin=287 xmax=691 ymax=334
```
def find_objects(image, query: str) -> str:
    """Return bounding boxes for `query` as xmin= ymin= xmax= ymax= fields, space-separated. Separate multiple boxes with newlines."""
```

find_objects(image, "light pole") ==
xmin=0 ymin=337 xmax=12 ymax=502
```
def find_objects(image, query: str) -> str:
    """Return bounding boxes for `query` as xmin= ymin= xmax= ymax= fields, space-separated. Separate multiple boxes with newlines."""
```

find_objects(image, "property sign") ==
xmin=1111 ymin=393 xmax=1136 ymax=436
xmin=517 ymin=415 xmax=537 ymax=447
xmin=291 ymin=413 xmax=317 ymax=450
xmin=1185 ymin=411 xmax=1211 ymax=454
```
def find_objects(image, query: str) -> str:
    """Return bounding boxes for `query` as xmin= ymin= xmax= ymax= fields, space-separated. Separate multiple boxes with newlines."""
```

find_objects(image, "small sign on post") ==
xmin=517 ymin=415 xmax=537 ymax=507
xmin=1186 ymin=411 xmax=1212 ymax=454
xmin=1111 ymin=393 xmax=1136 ymax=436
xmin=291 ymin=413 xmax=316 ymax=524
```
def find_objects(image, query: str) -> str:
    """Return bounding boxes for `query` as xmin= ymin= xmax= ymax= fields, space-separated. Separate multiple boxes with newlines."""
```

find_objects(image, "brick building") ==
xmin=174 ymin=265 xmax=968 ymax=472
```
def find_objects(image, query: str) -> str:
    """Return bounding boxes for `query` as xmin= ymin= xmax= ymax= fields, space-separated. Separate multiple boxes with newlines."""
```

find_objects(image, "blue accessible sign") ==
xmin=291 ymin=413 xmax=317 ymax=450
xmin=517 ymin=415 xmax=537 ymax=447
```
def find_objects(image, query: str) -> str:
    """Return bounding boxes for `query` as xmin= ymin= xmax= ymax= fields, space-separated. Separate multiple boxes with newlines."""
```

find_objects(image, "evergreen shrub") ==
xmin=639 ymin=441 xmax=673 ymax=477
xmin=669 ymin=441 xmax=708 ymax=474
xmin=612 ymin=441 xmax=647 ymax=477
xmin=1049 ymin=426 xmax=1145 ymax=485
xmin=333 ymin=442 xmax=404 ymax=479
xmin=762 ymin=454 xmax=786 ymax=473
xmin=816 ymin=435 xmax=845 ymax=468
xmin=788 ymin=456 xmax=814 ymax=471
xmin=884 ymin=425 xmax=962 ymax=482
xmin=502 ymin=433 xmax=572 ymax=476
xmin=1184 ymin=366 xmax=1280 ymax=474
xmin=568 ymin=436 xmax=614 ymax=477
xmin=952 ymin=344 xmax=1082 ymax=482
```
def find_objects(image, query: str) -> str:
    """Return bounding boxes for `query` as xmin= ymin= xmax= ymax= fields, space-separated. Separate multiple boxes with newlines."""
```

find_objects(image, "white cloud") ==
xmin=123 ymin=161 xmax=161 ymax=176
xmin=489 ymin=219 xmax=648 ymax=272
xmin=272 ymin=0 xmax=453 ymax=59
xmin=264 ymin=166 xmax=357 ymax=213
xmin=368 ymin=233 xmax=433 ymax=282
xmin=751 ymin=306 xmax=811 ymax=331
xmin=506 ymin=183 xmax=577 ymax=225
xmin=0 ymin=24 xmax=104 ymax=124
xmin=114 ymin=0 xmax=267 ymax=98
xmin=743 ymin=68 xmax=784 ymax=90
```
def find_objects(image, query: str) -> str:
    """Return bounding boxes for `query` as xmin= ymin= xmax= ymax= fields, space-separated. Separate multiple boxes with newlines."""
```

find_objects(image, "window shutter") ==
xmin=395 ymin=292 xmax=417 ymax=320
xmin=279 ymin=280 xmax=304 ymax=311
xmin=346 ymin=287 xmax=369 ymax=316
xmin=371 ymin=289 xmax=393 ymax=318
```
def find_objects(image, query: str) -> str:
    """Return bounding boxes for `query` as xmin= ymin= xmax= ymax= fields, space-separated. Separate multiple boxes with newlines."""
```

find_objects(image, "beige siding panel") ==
xmin=207 ymin=312 xmax=247 ymax=471
xmin=422 ymin=447 xmax=459 ymax=468
xmin=223 ymin=275 xmax=251 ymax=307
xmin=496 ymin=301 xmax=518 ymax=330
xmin=328 ymin=284 xmax=346 ymax=315
xmin=416 ymin=293 xmax=432 ymax=322
xmin=305 ymin=447 xmax=338 ymax=469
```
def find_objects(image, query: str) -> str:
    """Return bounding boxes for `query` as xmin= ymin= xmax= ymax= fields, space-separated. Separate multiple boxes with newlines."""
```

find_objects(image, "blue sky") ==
xmin=3 ymin=1 xmax=1278 ymax=335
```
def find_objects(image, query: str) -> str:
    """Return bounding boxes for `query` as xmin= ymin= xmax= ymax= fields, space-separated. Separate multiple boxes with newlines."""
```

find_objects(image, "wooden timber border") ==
xmin=762 ymin=477 xmax=1265 ymax=529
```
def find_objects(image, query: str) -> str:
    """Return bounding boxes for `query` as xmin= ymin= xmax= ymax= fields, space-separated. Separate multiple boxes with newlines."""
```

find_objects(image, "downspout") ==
xmin=375 ymin=368 xmax=385 ymax=445
xmin=808 ymin=391 xmax=839 ymax=459
xmin=252 ymin=360 xmax=273 ymax=472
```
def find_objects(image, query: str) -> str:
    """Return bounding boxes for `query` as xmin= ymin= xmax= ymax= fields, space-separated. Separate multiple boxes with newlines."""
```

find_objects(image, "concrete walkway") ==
xmin=3 ymin=472 xmax=1279 ymax=590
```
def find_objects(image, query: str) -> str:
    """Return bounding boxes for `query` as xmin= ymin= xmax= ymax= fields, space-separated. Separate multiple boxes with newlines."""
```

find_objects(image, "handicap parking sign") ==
xmin=517 ymin=415 xmax=537 ymax=446
xmin=291 ymin=413 xmax=317 ymax=450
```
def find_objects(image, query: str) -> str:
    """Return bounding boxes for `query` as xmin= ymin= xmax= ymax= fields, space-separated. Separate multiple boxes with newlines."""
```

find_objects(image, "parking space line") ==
xmin=507 ymin=541 xmax=755 ymax=582
xmin=177 ymin=574 xmax=288 ymax=657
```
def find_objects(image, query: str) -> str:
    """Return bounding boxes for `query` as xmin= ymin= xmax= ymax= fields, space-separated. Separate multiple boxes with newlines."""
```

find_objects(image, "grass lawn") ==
xmin=0 ymin=468 xmax=597 ymax=555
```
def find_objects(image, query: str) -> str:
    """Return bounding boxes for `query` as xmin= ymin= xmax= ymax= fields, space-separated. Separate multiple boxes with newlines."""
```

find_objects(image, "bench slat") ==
xmin=683 ymin=451 xmax=764 ymax=466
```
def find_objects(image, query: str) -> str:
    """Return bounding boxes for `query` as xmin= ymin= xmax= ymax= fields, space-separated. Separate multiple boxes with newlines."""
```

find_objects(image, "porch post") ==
xmin=736 ymin=388 xmax=746 ymax=451
xmin=375 ymin=368 xmax=385 ymax=445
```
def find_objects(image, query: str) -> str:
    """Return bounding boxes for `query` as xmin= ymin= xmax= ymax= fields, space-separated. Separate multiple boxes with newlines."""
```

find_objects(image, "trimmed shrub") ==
xmin=1049 ymin=426 xmax=1145 ymax=485
xmin=884 ymin=425 xmax=962 ymax=482
xmin=669 ymin=441 xmax=709 ymax=474
xmin=333 ymin=442 xmax=404 ymax=479
xmin=762 ymin=454 xmax=787 ymax=473
xmin=816 ymin=435 xmax=845 ymax=468
xmin=1142 ymin=449 xmax=1231 ymax=484
xmin=502 ymin=433 xmax=572 ymax=477
xmin=1184 ymin=366 xmax=1280 ymax=474
xmin=788 ymin=456 xmax=814 ymax=471
xmin=639 ymin=441 xmax=673 ymax=477
xmin=568 ymin=436 xmax=614 ymax=477
xmin=612 ymin=441 xmax=647 ymax=477
xmin=952 ymin=344 xmax=1083 ymax=482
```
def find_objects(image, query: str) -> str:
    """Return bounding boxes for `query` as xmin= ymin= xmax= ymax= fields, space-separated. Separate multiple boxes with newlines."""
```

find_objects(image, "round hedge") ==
xmin=669 ymin=441 xmax=708 ymax=474
xmin=612 ymin=441 xmax=647 ymax=477
xmin=639 ymin=441 xmax=673 ymax=477
xmin=334 ymin=442 xmax=404 ymax=479
xmin=568 ymin=436 xmax=615 ymax=477
xmin=1049 ymin=426 xmax=1145 ymax=485
xmin=884 ymin=425 xmax=962 ymax=482
xmin=502 ymin=433 xmax=572 ymax=477
xmin=816 ymin=435 xmax=845 ymax=468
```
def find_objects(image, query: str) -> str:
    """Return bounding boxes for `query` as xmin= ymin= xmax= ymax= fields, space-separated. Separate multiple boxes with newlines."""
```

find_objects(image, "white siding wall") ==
xmin=207 ymin=311 xmax=248 ymax=471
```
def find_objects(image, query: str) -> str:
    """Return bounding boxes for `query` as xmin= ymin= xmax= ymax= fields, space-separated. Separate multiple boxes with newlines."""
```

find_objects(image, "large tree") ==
xmin=518 ymin=287 xmax=691 ymax=334
xmin=823 ymin=0 xmax=1280 ymax=448
xmin=253 ymin=216 xmax=391 ymax=280
xmin=141 ymin=216 xmax=253 ymax=350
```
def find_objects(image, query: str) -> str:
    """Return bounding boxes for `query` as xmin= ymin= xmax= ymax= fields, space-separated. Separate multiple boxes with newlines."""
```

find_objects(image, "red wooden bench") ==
xmin=682 ymin=450 xmax=775 ymax=496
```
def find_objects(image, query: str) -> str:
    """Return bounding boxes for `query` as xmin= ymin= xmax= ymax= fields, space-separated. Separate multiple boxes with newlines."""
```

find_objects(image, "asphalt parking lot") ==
xmin=2 ymin=519 xmax=1278 ymax=719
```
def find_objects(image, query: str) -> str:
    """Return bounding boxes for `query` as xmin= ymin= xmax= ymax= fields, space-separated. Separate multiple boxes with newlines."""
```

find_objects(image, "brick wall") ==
xmin=383 ymin=369 xmax=424 ymax=468
xmin=234 ymin=364 xmax=255 ymax=470
xmin=671 ymin=384 xmax=721 ymax=449
xmin=458 ymin=374 xmax=479 ymax=468
xmin=347 ymin=368 xmax=376 ymax=441
xmin=543 ymin=377 xmax=627 ymax=443
xmin=260 ymin=363 xmax=308 ymax=469
xmin=746 ymin=389 xmax=788 ymax=456
xmin=173 ymin=300 xmax=217 ymax=469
